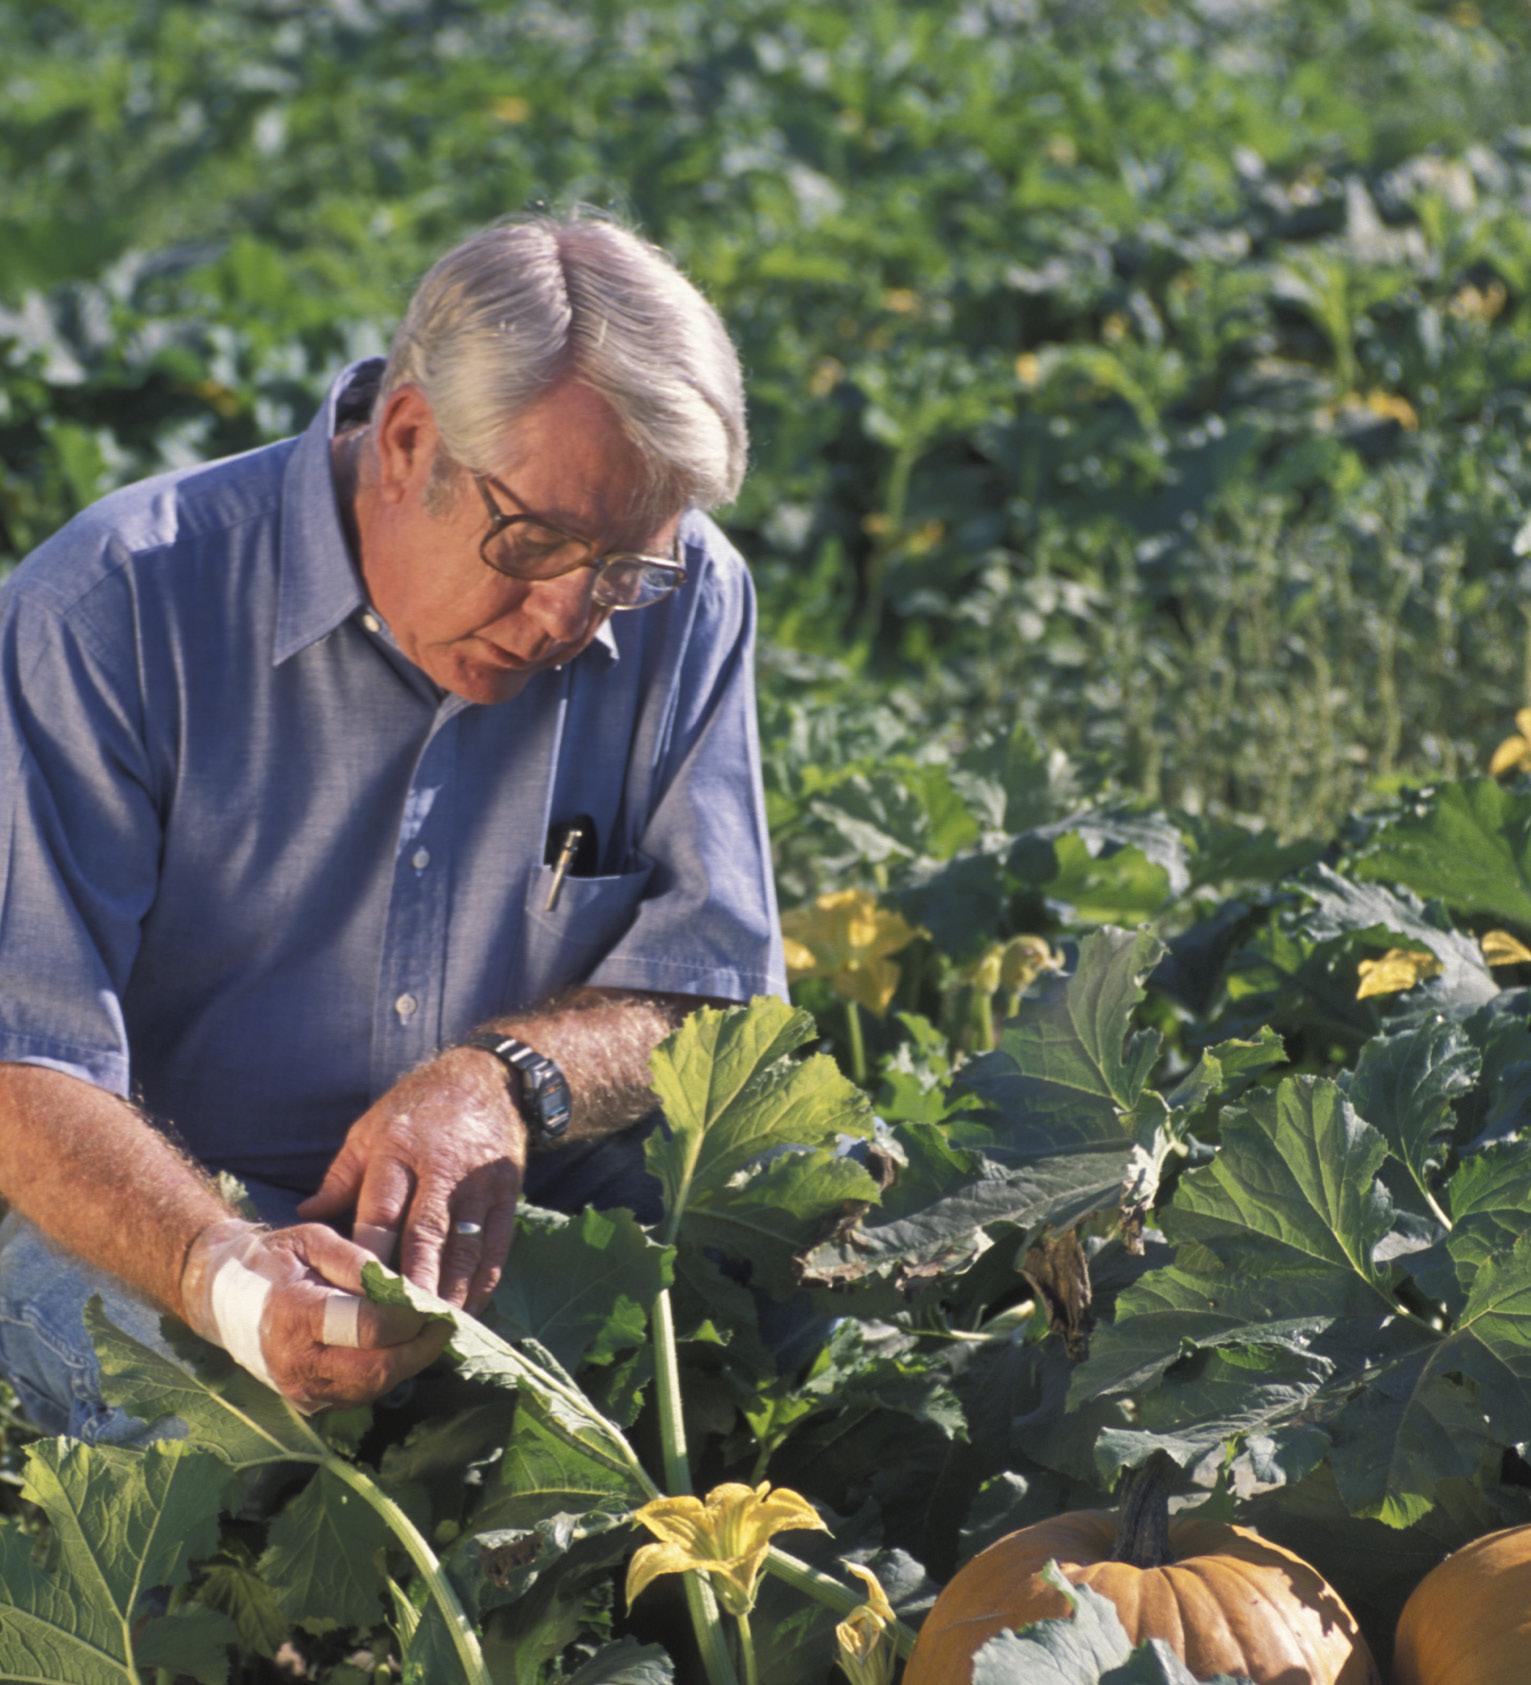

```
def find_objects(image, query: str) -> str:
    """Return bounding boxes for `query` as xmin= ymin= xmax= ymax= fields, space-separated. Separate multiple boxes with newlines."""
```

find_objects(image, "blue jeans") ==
xmin=0 ymin=1122 xmax=662 ymax=1446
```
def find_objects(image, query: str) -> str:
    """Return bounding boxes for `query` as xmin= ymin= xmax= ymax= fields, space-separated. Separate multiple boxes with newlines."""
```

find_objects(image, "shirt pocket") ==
xmin=513 ymin=855 xmax=656 ymax=1009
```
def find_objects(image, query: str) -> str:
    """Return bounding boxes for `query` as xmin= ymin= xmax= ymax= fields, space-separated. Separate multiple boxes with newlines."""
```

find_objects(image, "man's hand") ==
xmin=180 ymin=1218 xmax=449 ymax=1411
xmin=295 ymin=1049 xmax=523 ymax=1313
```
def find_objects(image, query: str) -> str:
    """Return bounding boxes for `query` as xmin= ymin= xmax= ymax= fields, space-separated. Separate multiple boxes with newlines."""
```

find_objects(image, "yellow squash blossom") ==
xmin=1362 ymin=390 xmax=1419 ymax=430
xmin=781 ymin=889 xmax=922 ymax=1017
xmin=1489 ymin=709 xmax=1531 ymax=777
xmin=1483 ymin=929 xmax=1531 ymax=967
xmin=626 ymin=1481 xmax=828 ymax=1620
xmin=1356 ymin=947 xmax=1443 ymax=1000
xmin=1449 ymin=280 xmax=1506 ymax=322
xmin=962 ymin=934 xmax=1063 ymax=996
xmin=835 ymin=1563 xmax=897 ymax=1685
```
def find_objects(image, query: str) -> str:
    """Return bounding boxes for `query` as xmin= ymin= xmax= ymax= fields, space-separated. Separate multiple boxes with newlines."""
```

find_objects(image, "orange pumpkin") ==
xmin=1393 ymin=1523 xmax=1531 ymax=1684
xmin=905 ymin=1464 xmax=1378 ymax=1685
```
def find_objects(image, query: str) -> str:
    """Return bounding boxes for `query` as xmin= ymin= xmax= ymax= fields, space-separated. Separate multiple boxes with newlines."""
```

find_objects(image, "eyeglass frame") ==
xmin=470 ymin=473 xmax=687 ymax=608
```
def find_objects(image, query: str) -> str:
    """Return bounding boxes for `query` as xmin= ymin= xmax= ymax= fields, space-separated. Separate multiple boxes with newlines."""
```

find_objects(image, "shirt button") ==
xmin=394 ymin=992 xmax=418 ymax=1022
xmin=361 ymin=612 xmax=382 ymax=633
xmin=411 ymin=847 xmax=431 ymax=870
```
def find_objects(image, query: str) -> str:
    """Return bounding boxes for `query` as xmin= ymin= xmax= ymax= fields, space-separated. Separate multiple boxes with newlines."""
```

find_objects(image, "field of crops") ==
xmin=9 ymin=0 xmax=1531 ymax=1681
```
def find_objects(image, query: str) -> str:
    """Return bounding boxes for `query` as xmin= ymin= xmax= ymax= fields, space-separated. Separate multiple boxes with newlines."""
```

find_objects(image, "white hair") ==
xmin=377 ymin=211 xmax=747 ymax=513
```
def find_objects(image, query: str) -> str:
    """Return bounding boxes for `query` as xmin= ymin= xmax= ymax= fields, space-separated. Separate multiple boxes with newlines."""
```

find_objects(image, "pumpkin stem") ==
xmin=1111 ymin=1451 xmax=1175 ymax=1568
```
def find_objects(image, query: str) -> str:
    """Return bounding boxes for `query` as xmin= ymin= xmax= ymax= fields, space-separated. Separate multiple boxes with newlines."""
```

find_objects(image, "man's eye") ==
xmin=511 ymin=525 xmax=569 ymax=557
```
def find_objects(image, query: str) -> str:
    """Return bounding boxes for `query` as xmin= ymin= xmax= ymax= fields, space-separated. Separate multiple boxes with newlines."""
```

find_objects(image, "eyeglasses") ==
xmin=471 ymin=475 xmax=687 ymax=610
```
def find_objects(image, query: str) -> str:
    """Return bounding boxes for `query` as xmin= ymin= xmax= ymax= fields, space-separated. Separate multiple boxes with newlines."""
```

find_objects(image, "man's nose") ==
xmin=523 ymin=569 xmax=599 ymax=646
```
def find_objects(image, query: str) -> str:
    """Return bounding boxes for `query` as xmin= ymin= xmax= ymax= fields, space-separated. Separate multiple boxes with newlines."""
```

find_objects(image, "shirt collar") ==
xmin=273 ymin=359 xmax=376 ymax=667
xmin=274 ymin=358 xmax=619 ymax=670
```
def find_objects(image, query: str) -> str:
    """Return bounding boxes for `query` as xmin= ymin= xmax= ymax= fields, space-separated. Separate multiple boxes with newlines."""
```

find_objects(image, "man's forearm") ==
xmin=481 ymin=987 xmax=723 ymax=1144
xmin=0 ymin=1064 xmax=232 ymax=1318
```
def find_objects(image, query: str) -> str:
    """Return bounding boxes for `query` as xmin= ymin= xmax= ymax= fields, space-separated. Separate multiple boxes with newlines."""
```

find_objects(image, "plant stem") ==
xmin=652 ymin=1286 xmax=741 ymax=1685
xmin=324 ymin=1457 xmax=491 ymax=1685
xmin=845 ymin=998 xmax=867 ymax=1085
xmin=1415 ymin=1175 xmax=1453 ymax=1232
xmin=736 ymin=1609 xmax=760 ymax=1685
xmin=652 ymin=1289 xmax=691 ymax=1497
xmin=1111 ymin=1451 xmax=1174 ymax=1569
xmin=764 ymin=1547 xmax=918 ymax=1660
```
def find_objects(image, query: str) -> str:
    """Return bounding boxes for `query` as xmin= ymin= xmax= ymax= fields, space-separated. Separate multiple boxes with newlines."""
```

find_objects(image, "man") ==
xmin=0 ymin=213 xmax=785 ymax=1439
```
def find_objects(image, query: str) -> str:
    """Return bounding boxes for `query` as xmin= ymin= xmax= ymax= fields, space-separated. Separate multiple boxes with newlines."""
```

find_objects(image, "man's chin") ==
xmin=439 ymin=652 xmax=538 ymax=705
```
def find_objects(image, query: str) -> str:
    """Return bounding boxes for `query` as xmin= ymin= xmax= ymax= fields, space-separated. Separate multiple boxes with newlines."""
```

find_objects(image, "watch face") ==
xmin=537 ymin=1070 xmax=572 ymax=1138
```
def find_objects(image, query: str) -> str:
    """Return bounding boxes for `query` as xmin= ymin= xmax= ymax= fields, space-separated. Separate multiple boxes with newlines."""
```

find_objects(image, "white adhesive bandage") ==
xmin=208 ymin=1256 xmax=277 ymax=1388
xmin=321 ymin=1290 xmax=364 ymax=1349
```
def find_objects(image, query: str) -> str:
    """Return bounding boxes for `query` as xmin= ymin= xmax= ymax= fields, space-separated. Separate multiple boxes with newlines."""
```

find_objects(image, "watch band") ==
xmin=459 ymin=1030 xmax=572 ymax=1145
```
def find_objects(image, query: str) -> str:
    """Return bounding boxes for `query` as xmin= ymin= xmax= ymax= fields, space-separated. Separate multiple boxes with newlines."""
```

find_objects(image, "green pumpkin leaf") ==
xmin=450 ymin=1506 xmax=631 ymax=1615
xmin=1346 ymin=1018 xmax=1479 ymax=1206
xmin=957 ymin=928 xmax=1167 ymax=1154
xmin=134 ymin=1605 xmax=239 ymax=1684
xmin=1093 ymin=1343 xmax=1335 ymax=1489
xmin=1165 ymin=1028 xmax=1287 ymax=1118
xmin=1081 ymin=1076 xmax=1531 ymax=1525
xmin=258 ymin=1466 xmax=392 ymax=1632
xmin=470 ymin=1409 xmax=638 ymax=1535
xmin=646 ymin=998 xmax=879 ymax=1278
xmin=196 ymin=1549 xmax=288 ymax=1658
xmin=0 ymin=1440 xmax=229 ymax=1685
xmin=1300 ymin=868 xmax=1497 ymax=1010
xmin=86 ymin=1299 xmax=327 ymax=1469
xmin=797 ymin=1153 xmax=1130 ymax=1290
xmin=491 ymin=1204 xmax=674 ymax=1372
xmin=363 ymin=1264 xmax=650 ymax=1502
xmin=389 ymin=1577 xmax=476 ymax=1685
xmin=1354 ymin=778 xmax=1531 ymax=928
xmin=813 ymin=931 xmax=1171 ymax=1291
xmin=1443 ymin=1141 xmax=1531 ymax=1279
xmin=563 ymin=1638 xmax=676 ymax=1681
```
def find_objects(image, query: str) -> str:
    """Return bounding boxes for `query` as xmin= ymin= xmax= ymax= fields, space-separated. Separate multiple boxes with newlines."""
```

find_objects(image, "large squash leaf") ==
xmin=85 ymin=1299 xmax=328 ymax=1469
xmin=364 ymin=1264 xmax=651 ymax=1503
xmin=1345 ymin=1018 xmax=1478 ymax=1211
xmin=1354 ymin=779 xmax=1531 ymax=928
xmin=646 ymin=997 xmax=879 ymax=1284
xmin=957 ymin=928 xmax=1166 ymax=1153
xmin=802 ymin=930 xmax=1254 ymax=1293
xmin=0 ymin=1440 xmax=229 ymax=1685
xmin=491 ymin=1204 xmax=674 ymax=1373
xmin=257 ymin=1466 xmax=393 ymax=1633
xmin=1077 ymin=1076 xmax=1531 ymax=1525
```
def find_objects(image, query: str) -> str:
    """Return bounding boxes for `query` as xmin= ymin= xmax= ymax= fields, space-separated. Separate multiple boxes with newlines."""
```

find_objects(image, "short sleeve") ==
xmin=0 ymin=581 xmax=161 ymax=1094
xmin=583 ymin=541 xmax=787 ymax=1004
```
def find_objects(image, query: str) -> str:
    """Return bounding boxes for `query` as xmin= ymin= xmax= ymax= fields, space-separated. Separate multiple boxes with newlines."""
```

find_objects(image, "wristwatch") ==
xmin=458 ymin=1031 xmax=572 ymax=1146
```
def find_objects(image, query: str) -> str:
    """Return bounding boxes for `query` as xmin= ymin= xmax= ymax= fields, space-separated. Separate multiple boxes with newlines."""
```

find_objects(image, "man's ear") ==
xmin=371 ymin=384 xmax=441 ymax=505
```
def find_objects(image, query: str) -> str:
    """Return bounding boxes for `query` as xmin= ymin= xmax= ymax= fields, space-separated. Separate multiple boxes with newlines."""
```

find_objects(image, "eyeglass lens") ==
xmin=592 ymin=560 xmax=682 ymax=609
xmin=482 ymin=528 xmax=681 ymax=609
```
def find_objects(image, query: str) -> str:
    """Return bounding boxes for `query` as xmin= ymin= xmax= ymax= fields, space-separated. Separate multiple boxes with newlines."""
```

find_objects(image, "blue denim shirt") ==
xmin=0 ymin=359 xmax=786 ymax=1191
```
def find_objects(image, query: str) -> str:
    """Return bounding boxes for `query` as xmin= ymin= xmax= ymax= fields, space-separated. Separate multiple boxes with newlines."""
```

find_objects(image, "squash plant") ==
xmin=3 ymin=776 xmax=1531 ymax=1678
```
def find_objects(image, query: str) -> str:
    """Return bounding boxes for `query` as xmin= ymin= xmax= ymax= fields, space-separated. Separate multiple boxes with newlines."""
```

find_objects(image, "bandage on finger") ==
xmin=321 ymin=1290 xmax=365 ymax=1349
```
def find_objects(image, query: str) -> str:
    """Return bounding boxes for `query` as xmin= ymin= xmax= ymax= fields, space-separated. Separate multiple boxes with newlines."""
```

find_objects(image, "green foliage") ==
xmin=646 ymin=997 xmax=879 ymax=1292
xmin=14 ymin=4 xmax=1531 ymax=1677
xmin=9 ymin=0 xmax=1531 ymax=829
xmin=0 ymin=1440 xmax=231 ymax=1684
